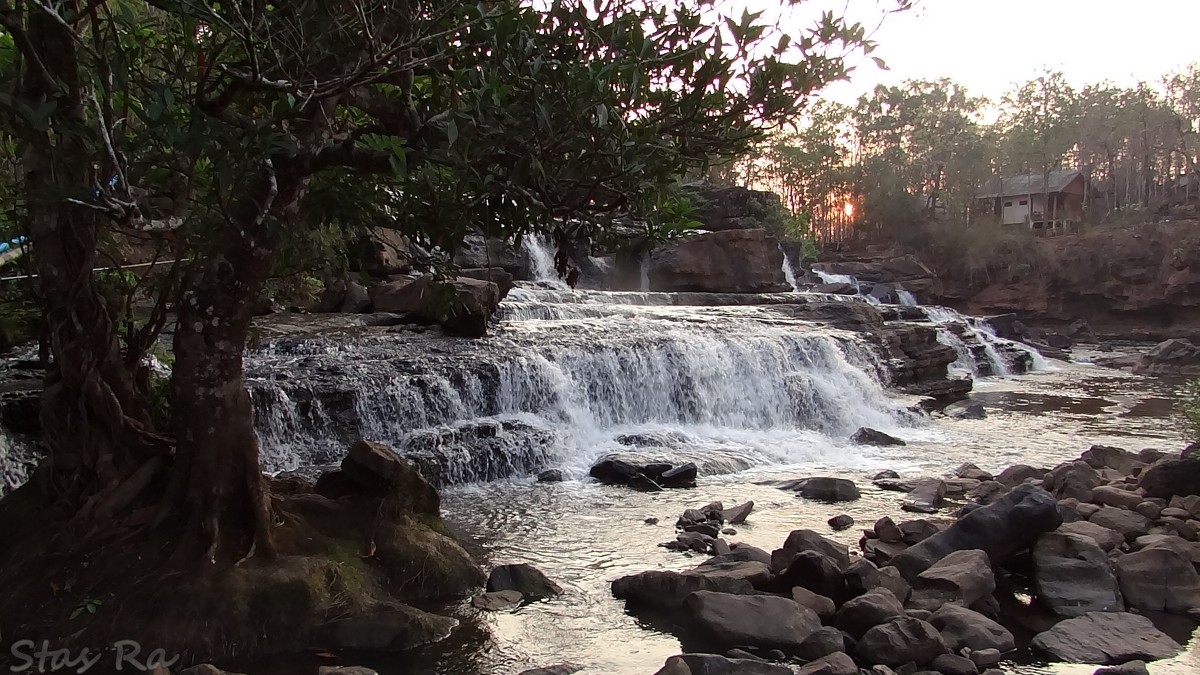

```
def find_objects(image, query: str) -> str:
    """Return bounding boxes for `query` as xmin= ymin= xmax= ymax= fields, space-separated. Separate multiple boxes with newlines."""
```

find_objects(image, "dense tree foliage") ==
xmin=739 ymin=65 xmax=1200 ymax=243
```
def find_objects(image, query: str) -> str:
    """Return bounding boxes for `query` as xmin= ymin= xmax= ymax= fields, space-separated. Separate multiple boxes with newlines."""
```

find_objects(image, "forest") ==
xmin=732 ymin=67 xmax=1200 ymax=243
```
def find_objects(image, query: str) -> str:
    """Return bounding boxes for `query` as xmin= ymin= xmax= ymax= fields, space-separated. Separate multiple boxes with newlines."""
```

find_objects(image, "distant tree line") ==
xmin=733 ymin=66 xmax=1200 ymax=243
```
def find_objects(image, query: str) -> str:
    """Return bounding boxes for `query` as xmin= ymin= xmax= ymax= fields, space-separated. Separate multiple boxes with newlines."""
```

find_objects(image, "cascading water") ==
xmin=813 ymin=269 xmax=861 ymax=291
xmin=896 ymin=289 xmax=919 ymax=306
xmin=0 ymin=426 xmax=35 ymax=496
xmin=778 ymin=246 xmax=800 ymax=292
xmin=520 ymin=234 xmax=569 ymax=289
xmin=247 ymin=293 xmax=916 ymax=484
xmin=638 ymin=251 xmax=650 ymax=292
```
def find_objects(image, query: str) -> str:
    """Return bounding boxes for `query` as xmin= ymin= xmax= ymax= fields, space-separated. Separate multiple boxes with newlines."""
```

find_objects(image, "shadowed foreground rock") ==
xmin=1031 ymin=612 xmax=1182 ymax=664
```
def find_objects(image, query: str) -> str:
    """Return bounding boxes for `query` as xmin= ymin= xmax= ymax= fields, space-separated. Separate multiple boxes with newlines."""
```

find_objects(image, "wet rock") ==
xmin=537 ymin=469 xmax=565 ymax=483
xmin=794 ymin=652 xmax=858 ymax=675
xmin=653 ymin=653 xmax=793 ymax=675
xmin=1030 ymin=612 xmax=1182 ymax=664
xmin=1140 ymin=457 xmax=1200 ymax=499
xmin=487 ymin=563 xmax=563 ymax=599
xmin=704 ymin=544 xmax=772 ymax=566
xmin=685 ymin=523 xmax=721 ymax=538
xmin=852 ymin=428 xmax=907 ymax=446
xmin=945 ymin=401 xmax=986 ymax=420
xmin=929 ymin=604 xmax=1015 ymax=653
xmin=891 ymin=485 xmax=1061 ymax=582
xmin=1032 ymin=531 xmax=1122 ymax=617
xmin=929 ymin=654 xmax=978 ymax=675
xmin=1133 ymin=338 xmax=1200 ymax=377
xmin=690 ymin=561 xmax=772 ymax=589
xmin=318 ymin=607 xmax=459 ymax=651
xmin=902 ymin=480 xmax=947 ymax=514
xmin=629 ymin=473 xmax=665 ymax=492
xmin=1090 ymin=485 xmax=1144 ymax=510
xmin=684 ymin=591 xmax=822 ymax=649
xmin=995 ymin=464 xmax=1043 ymax=488
xmin=835 ymin=588 xmax=907 ymax=638
xmin=1044 ymin=461 xmax=1101 ymax=501
xmin=342 ymin=440 xmax=441 ymax=511
xmin=1081 ymin=445 xmax=1138 ymax=474
xmin=723 ymin=501 xmax=754 ymax=525
xmin=856 ymin=617 xmax=948 ymax=667
xmin=665 ymin=531 xmax=716 ymax=554
xmin=796 ymin=626 xmax=847 ymax=660
xmin=1088 ymin=507 xmax=1151 ymax=543
xmin=776 ymin=551 xmax=847 ymax=603
xmin=900 ymin=520 xmax=941 ymax=545
xmin=774 ymin=529 xmax=851 ymax=572
xmin=472 ymin=590 xmax=524 ymax=611
xmin=875 ymin=516 xmax=905 ymax=543
xmin=909 ymin=550 xmax=995 ymax=611
xmin=795 ymin=477 xmax=862 ymax=502
xmin=645 ymin=517 xmax=660 ymax=525
xmin=954 ymin=462 xmax=993 ymax=481
xmin=791 ymin=586 xmax=837 ymax=621
xmin=1093 ymin=662 xmax=1150 ymax=675
xmin=829 ymin=514 xmax=855 ymax=531
xmin=844 ymin=557 xmax=881 ymax=597
xmin=648 ymin=228 xmax=790 ymax=293
xmin=966 ymin=481 xmax=1008 ymax=505
xmin=660 ymin=463 xmax=699 ymax=489
xmin=724 ymin=649 xmax=762 ymax=661
xmin=589 ymin=458 xmax=639 ymax=485
xmin=1114 ymin=547 xmax=1200 ymax=614
xmin=612 ymin=570 xmax=755 ymax=611
xmin=969 ymin=649 xmax=1001 ymax=667
xmin=874 ymin=470 xmax=901 ymax=480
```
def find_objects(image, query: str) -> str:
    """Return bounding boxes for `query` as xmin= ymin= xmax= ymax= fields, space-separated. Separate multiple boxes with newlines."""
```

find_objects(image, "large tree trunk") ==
xmin=18 ymin=4 xmax=162 ymax=518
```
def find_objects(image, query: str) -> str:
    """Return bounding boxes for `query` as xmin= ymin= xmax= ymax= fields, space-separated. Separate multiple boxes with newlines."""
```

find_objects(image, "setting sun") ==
xmin=843 ymin=202 xmax=855 ymax=218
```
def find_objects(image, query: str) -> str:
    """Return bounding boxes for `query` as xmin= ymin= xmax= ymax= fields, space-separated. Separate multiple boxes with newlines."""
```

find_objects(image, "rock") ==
xmin=1032 ymin=532 xmax=1122 ymax=617
xmin=852 ymin=428 xmax=907 ymax=446
xmin=856 ymin=617 xmax=948 ymax=667
xmin=1093 ymin=662 xmax=1150 ymax=675
xmin=1081 ymin=445 xmax=1138 ymax=474
xmin=796 ymin=626 xmax=847 ymax=660
xmin=690 ymin=560 xmax=772 ymax=588
xmin=612 ymin=570 xmax=755 ymax=611
xmin=1133 ymin=338 xmax=1200 ymax=377
xmin=724 ymin=649 xmax=762 ymax=661
xmin=1160 ymin=506 xmax=1191 ymax=519
xmin=968 ymin=649 xmax=1001 ymax=667
xmin=1133 ymin=501 xmax=1162 ymax=519
xmin=929 ymin=604 xmax=1014 ymax=653
xmin=945 ymin=402 xmax=986 ymax=420
xmin=1088 ymin=507 xmax=1152 ymax=543
xmin=1090 ymin=485 xmax=1144 ymax=510
xmin=929 ymin=654 xmax=978 ymax=675
xmin=537 ymin=469 xmax=565 ymax=482
xmin=318 ymin=607 xmax=458 ymax=651
xmin=1114 ymin=547 xmax=1200 ymax=614
xmin=792 ymin=587 xmax=837 ymax=621
xmin=796 ymin=477 xmax=862 ymax=502
xmin=891 ymin=486 xmax=1060 ymax=582
xmin=863 ymin=538 xmax=909 ymax=566
xmin=900 ymin=520 xmax=941 ymax=545
xmin=844 ymin=558 xmax=881 ymax=597
xmin=878 ymin=566 xmax=912 ymax=603
xmin=903 ymin=480 xmax=947 ymax=514
xmin=995 ymin=464 xmax=1043 ymax=488
xmin=874 ymin=470 xmax=901 ymax=480
xmin=457 ymin=267 xmax=515 ymax=297
xmin=1140 ymin=535 xmax=1200 ymax=564
xmin=1169 ymin=494 xmax=1200 ymax=517
xmin=1044 ymin=461 xmax=1101 ymax=501
xmin=630 ymin=470 xmax=665 ymax=490
xmin=181 ymin=667 xmax=247 ymax=675
xmin=909 ymin=550 xmax=995 ymax=611
xmin=371 ymin=275 xmax=503 ymax=337
xmin=1030 ymin=612 xmax=1182 ymax=664
xmin=1058 ymin=521 xmax=1124 ymax=552
xmin=774 ymin=529 xmax=851 ymax=572
xmin=487 ymin=563 xmax=562 ymax=599
xmin=705 ymin=544 xmax=772 ymax=566
xmin=723 ymin=501 xmax=754 ymax=525
xmin=836 ymin=588 xmax=907 ymax=639
xmin=645 ymin=517 xmax=659 ymax=525
xmin=685 ymin=523 xmax=721 ymax=538
xmin=648 ymin=228 xmax=789 ymax=293
xmin=340 ymin=440 xmax=441 ymax=511
xmin=472 ymin=590 xmax=524 ymax=611
xmin=660 ymin=463 xmax=699 ymax=488
xmin=955 ymin=462 xmax=993 ymax=480
xmin=776 ymin=551 xmax=847 ymax=603
xmin=589 ymin=458 xmax=639 ymax=485
xmin=795 ymin=652 xmax=858 ymax=675
xmin=340 ymin=281 xmax=372 ymax=313
xmin=684 ymin=591 xmax=822 ymax=649
xmin=318 ymin=667 xmax=378 ymax=675
xmin=876 ymin=516 xmax=905 ymax=543
xmin=967 ymin=481 xmax=1008 ymax=505
xmin=1077 ymin=502 xmax=1101 ymax=518
xmin=653 ymin=654 xmax=793 ymax=675
xmin=829 ymin=514 xmax=856 ymax=531
xmin=1140 ymin=457 xmax=1200 ymax=498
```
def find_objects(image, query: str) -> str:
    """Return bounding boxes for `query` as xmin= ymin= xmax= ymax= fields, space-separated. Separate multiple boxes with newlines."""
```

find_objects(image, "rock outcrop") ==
xmin=648 ymin=229 xmax=790 ymax=293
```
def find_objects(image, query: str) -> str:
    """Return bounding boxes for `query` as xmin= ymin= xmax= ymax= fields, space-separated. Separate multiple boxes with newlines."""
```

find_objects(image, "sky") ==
xmin=776 ymin=0 xmax=1200 ymax=104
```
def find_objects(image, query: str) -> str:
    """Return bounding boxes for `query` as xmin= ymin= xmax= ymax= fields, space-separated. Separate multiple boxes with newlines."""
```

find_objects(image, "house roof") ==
xmin=977 ymin=170 xmax=1084 ymax=199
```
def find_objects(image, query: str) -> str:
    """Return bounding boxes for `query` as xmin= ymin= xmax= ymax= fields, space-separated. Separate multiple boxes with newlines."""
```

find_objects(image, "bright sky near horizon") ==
xmin=790 ymin=0 xmax=1200 ymax=104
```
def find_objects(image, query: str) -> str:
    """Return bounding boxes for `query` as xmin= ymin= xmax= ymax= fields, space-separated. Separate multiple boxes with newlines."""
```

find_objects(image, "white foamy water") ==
xmin=778 ymin=245 xmax=799 ymax=292
xmin=520 ymin=234 xmax=569 ymax=290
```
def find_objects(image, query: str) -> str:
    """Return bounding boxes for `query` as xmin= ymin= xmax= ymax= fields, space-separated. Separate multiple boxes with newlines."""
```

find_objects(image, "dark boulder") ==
xmin=487 ymin=563 xmax=562 ymax=599
xmin=1032 ymin=531 xmax=1122 ymax=617
xmin=1031 ymin=612 xmax=1182 ymax=664
xmin=851 ymin=428 xmax=906 ymax=446
xmin=684 ymin=591 xmax=822 ymax=649
xmin=796 ymin=477 xmax=862 ymax=502
xmin=612 ymin=570 xmax=755 ymax=612
xmin=1139 ymin=457 xmax=1200 ymax=499
xmin=855 ymin=617 xmax=948 ymax=667
xmin=660 ymin=463 xmax=699 ymax=488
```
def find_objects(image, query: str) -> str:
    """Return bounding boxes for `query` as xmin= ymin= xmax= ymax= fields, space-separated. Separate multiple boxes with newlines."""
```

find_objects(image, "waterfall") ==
xmin=521 ymin=234 xmax=569 ymax=289
xmin=0 ymin=427 xmax=35 ymax=496
xmin=248 ymin=296 xmax=914 ymax=484
xmin=896 ymin=289 xmax=918 ymax=306
xmin=638 ymin=251 xmax=650 ymax=292
xmin=813 ymin=269 xmax=861 ymax=292
xmin=921 ymin=306 xmax=1025 ymax=377
xmin=778 ymin=246 xmax=800 ymax=292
